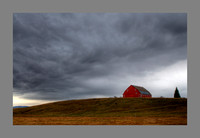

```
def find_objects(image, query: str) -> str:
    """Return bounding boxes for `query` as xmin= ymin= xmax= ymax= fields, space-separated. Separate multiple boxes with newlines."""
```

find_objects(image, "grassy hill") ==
xmin=13 ymin=97 xmax=187 ymax=117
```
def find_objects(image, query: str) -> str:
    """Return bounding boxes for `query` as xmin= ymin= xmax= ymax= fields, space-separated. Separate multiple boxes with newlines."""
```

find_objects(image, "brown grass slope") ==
xmin=13 ymin=98 xmax=187 ymax=117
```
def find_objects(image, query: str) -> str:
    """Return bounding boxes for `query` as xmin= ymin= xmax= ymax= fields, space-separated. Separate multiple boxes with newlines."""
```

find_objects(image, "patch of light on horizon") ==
xmin=13 ymin=95 xmax=55 ymax=106
xmin=143 ymin=59 xmax=187 ymax=97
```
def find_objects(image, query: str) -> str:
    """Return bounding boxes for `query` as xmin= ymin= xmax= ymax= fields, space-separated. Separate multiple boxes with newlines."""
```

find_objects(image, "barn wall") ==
xmin=123 ymin=85 xmax=141 ymax=98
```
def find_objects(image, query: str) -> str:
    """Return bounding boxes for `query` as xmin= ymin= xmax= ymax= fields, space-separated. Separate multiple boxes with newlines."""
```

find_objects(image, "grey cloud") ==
xmin=13 ymin=13 xmax=187 ymax=100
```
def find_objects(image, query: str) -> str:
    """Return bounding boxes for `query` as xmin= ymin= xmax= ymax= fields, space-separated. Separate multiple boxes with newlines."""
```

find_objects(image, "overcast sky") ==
xmin=13 ymin=13 xmax=187 ymax=106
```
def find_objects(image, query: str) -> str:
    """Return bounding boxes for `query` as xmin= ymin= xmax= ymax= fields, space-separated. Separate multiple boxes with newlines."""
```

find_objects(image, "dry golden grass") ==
xmin=13 ymin=116 xmax=187 ymax=125
xmin=13 ymin=98 xmax=187 ymax=125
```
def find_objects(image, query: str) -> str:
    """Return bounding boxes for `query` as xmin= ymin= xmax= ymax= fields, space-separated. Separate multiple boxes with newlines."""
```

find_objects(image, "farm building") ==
xmin=123 ymin=85 xmax=152 ymax=98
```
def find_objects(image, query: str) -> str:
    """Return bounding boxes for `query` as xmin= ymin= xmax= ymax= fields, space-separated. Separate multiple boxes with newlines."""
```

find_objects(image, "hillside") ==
xmin=13 ymin=97 xmax=187 ymax=117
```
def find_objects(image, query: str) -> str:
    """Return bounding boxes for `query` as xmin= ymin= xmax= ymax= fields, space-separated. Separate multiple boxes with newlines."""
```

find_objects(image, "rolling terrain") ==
xmin=13 ymin=97 xmax=187 ymax=125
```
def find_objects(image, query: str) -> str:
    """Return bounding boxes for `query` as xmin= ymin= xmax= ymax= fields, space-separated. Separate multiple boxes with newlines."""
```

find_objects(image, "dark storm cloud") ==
xmin=13 ymin=13 xmax=187 ymax=100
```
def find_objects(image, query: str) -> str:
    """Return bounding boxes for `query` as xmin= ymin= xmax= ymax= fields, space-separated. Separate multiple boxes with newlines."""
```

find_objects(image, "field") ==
xmin=13 ymin=97 xmax=187 ymax=125
xmin=13 ymin=116 xmax=187 ymax=125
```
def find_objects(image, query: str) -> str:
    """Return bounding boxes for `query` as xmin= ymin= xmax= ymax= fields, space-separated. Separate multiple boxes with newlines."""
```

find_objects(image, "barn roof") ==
xmin=132 ymin=85 xmax=151 ymax=95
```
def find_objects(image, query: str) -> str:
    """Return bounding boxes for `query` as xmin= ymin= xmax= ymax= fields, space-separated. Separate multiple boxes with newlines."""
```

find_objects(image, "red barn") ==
xmin=123 ymin=85 xmax=152 ymax=98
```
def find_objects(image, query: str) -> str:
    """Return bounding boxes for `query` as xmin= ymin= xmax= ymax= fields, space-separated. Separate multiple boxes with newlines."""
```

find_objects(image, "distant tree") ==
xmin=174 ymin=87 xmax=181 ymax=98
